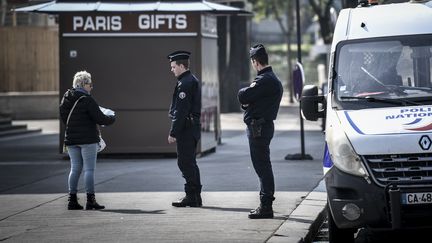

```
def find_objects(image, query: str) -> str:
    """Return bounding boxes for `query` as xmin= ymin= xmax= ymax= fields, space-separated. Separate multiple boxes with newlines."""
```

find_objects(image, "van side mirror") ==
xmin=300 ymin=85 xmax=325 ymax=121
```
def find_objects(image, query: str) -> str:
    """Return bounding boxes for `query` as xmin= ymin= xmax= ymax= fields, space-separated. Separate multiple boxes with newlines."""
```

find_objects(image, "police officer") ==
xmin=238 ymin=44 xmax=283 ymax=219
xmin=167 ymin=50 xmax=202 ymax=207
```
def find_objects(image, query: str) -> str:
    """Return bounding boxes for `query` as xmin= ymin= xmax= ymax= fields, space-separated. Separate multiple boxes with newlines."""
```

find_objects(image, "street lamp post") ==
xmin=285 ymin=0 xmax=313 ymax=160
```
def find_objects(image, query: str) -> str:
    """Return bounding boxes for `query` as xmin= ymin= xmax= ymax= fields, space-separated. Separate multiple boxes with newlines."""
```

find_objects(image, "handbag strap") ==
xmin=66 ymin=96 xmax=85 ymax=126
xmin=63 ymin=95 xmax=86 ymax=148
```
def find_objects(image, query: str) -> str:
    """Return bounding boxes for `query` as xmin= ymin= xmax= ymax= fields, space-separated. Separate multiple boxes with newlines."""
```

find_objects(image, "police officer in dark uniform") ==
xmin=167 ymin=50 xmax=202 ymax=207
xmin=238 ymin=44 xmax=283 ymax=219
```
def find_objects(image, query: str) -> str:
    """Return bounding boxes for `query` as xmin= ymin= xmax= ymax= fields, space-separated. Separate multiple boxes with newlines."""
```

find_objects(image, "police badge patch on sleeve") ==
xmin=179 ymin=92 xmax=186 ymax=99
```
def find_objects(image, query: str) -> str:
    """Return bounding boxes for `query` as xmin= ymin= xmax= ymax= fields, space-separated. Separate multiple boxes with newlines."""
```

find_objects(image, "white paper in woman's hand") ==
xmin=99 ymin=106 xmax=115 ymax=116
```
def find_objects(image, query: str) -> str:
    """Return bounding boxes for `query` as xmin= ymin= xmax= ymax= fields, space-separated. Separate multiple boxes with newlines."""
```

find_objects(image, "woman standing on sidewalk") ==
xmin=60 ymin=71 xmax=115 ymax=210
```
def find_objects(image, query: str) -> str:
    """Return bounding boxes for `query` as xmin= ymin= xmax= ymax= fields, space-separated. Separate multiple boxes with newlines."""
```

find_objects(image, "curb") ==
xmin=267 ymin=179 xmax=327 ymax=243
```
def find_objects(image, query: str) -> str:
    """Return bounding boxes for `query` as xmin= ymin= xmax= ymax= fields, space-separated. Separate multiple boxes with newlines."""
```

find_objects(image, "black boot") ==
xmin=172 ymin=192 xmax=200 ymax=207
xmin=196 ymin=185 xmax=202 ymax=207
xmin=86 ymin=193 xmax=105 ymax=210
xmin=68 ymin=193 xmax=83 ymax=210
xmin=248 ymin=204 xmax=274 ymax=219
xmin=172 ymin=184 xmax=201 ymax=207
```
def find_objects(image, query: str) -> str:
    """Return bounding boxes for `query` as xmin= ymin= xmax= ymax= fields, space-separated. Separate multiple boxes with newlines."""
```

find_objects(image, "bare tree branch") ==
xmin=270 ymin=0 xmax=287 ymax=35
xmin=309 ymin=0 xmax=321 ymax=16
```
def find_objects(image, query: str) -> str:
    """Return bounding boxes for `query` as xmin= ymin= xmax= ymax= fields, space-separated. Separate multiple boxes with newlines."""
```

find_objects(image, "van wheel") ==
xmin=327 ymin=207 xmax=355 ymax=243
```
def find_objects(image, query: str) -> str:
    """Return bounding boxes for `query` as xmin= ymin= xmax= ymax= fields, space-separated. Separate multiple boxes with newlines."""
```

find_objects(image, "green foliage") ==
xmin=248 ymin=0 xmax=289 ymax=21
xmin=260 ymin=44 xmax=321 ymax=87
xmin=248 ymin=1 xmax=333 ymax=90
xmin=266 ymin=43 xmax=311 ymax=56
xmin=247 ymin=0 xmax=266 ymax=20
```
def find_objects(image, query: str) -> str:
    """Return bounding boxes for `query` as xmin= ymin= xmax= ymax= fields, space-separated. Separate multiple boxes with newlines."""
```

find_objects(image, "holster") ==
xmin=250 ymin=118 xmax=265 ymax=138
xmin=185 ymin=115 xmax=196 ymax=129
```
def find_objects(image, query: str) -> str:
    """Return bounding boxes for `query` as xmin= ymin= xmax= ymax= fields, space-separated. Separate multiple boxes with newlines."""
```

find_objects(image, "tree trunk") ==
xmin=342 ymin=0 xmax=358 ymax=8
xmin=309 ymin=0 xmax=334 ymax=45
xmin=219 ymin=2 xmax=249 ymax=113
xmin=318 ymin=14 xmax=333 ymax=44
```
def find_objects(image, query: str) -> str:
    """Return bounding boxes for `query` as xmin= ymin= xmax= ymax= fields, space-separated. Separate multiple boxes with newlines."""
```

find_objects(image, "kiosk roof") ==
xmin=14 ymin=0 xmax=251 ymax=15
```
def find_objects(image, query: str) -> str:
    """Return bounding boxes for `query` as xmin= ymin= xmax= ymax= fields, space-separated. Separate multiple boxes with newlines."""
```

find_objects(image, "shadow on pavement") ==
xmin=201 ymin=206 xmax=251 ymax=213
xmin=100 ymin=209 xmax=166 ymax=215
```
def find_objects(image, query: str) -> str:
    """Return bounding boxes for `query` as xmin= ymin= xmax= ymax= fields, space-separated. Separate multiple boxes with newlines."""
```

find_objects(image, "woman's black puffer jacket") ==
xmin=60 ymin=89 xmax=115 ymax=145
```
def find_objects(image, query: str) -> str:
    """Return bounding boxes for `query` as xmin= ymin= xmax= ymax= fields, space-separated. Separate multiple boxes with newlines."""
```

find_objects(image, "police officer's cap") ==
xmin=249 ymin=44 xmax=267 ymax=58
xmin=167 ymin=51 xmax=191 ymax=62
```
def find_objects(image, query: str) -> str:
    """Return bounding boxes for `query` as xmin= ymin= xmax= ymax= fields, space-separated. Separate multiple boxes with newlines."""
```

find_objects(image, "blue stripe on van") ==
xmin=323 ymin=143 xmax=333 ymax=168
xmin=344 ymin=111 xmax=364 ymax=135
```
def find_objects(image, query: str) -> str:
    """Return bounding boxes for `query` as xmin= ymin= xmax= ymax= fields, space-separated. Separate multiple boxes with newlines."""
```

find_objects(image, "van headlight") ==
xmin=327 ymin=122 xmax=368 ymax=177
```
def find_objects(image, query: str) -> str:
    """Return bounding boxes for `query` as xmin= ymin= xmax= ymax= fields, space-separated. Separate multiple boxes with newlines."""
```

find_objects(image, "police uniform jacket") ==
xmin=238 ymin=66 xmax=283 ymax=124
xmin=169 ymin=70 xmax=201 ymax=138
xmin=60 ymin=89 xmax=115 ymax=145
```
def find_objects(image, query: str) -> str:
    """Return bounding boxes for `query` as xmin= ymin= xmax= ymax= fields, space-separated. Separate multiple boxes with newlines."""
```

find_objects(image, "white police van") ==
xmin=301 ymin=0 xmax=432 ymax=242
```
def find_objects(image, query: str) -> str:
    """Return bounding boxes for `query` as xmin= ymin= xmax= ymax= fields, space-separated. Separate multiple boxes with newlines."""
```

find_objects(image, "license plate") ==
xmin=401 ymin=192 xmax=432 ymax=205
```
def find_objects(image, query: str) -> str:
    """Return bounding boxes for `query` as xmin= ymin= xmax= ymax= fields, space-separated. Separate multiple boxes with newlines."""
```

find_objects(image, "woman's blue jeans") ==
xmin=67 ymin=143 xmax=98 ymax=194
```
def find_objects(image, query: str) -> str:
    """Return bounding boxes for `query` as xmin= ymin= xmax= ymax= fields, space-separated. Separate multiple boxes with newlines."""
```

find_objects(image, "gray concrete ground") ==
xmin=0 ymin=105 xmax=327 ymax=243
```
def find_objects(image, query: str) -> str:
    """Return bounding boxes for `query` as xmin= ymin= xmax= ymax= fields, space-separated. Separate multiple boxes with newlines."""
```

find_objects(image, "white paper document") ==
xmin=99 ymin=106 xmax=115 ymax=116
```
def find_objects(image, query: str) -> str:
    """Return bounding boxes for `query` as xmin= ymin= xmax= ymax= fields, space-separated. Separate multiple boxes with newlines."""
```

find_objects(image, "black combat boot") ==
xmin=172 ymin=192 xmax=200 ymax=207
xmin=196 ymin=185 xmax=203 ymax=207
xmin=172 ymin=184 xmax=201 ymax=207
xmin=248 ymin=204 xmax=274 ymax=219
xmin=86 ymin=193 xmax=105 ymax=210
xmin=68 ymin=193 xmax=83 ymax=210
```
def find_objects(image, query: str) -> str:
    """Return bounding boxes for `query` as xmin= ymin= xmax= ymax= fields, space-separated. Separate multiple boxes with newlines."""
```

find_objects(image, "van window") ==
xmin=333 ymin=35 xmax=432 ymax=107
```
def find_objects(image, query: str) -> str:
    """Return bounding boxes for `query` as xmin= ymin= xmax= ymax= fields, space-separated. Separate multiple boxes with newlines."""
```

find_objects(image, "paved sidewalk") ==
xmin=268 ymin=181 xmax=327 ymax=243
xmin=0 ymin=105 xmax=327 ymax=243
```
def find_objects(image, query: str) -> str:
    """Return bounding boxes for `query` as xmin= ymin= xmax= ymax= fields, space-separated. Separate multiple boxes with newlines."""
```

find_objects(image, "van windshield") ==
xmin=334 ymin=35 xmax=432 ymax=107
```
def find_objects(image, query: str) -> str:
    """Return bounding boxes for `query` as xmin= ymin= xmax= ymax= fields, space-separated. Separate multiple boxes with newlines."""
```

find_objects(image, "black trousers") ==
xmin=247 ymin=121 xmax=275 ymax=205
xmin=176 ymin=126 xmax=201 ymax=193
